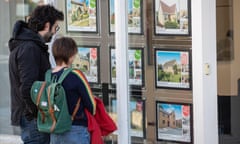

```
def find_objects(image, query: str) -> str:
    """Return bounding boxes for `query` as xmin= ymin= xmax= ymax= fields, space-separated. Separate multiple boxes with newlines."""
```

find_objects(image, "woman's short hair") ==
xmin=52 ymin=37 xmax=77 ymax=65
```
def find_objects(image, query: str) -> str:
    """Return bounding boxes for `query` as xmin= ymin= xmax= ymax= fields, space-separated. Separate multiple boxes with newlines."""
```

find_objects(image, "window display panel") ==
xmin=156 ymin=101 xmax=193 ymax=143
xmin=109 ymin=0 xmax=143 ymax=34
xmin=72 ymin=46 xmax=100 ymax=84
xmin=110 ymin=47 xmax=144 ymax=87
xmin=155 ymin=48 xmax=191 ymax=89
xmin=154 ymin=0 xmax=191 ymax=36
xmin=107 ymin=94 xmax=146 ymax=138
xmin=66 ymin=0 xmax=98 ymax=32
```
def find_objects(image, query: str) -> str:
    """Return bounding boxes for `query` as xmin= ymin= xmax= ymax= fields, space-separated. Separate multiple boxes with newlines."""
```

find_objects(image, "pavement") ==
xmin=0 ymin=106 xmax=22 ymax=144
xmin=0 ymin=134 xmax=22 ymax=144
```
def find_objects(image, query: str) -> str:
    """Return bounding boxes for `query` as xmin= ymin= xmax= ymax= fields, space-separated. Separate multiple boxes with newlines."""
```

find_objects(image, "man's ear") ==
xmin=43 ymin=22 xmax=50 ymax=31
xmin=38 ymin=22 xmax=51 ymax=37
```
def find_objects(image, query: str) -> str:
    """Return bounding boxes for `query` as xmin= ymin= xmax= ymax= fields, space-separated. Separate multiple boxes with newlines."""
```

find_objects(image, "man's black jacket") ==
xmin=8 ymin=20 xmax=50 ymax=125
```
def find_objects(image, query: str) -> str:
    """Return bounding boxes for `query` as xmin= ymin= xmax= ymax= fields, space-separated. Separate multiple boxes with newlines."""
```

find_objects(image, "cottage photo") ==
xmin=154 ymin=0 xmax=190 ymax=35
xmin=155 ymin=49 xmax=191 ymax=89
xmin=72 ymin=46 xmax=99 ymax=83
xmin=66 ymin=0 xmax=97 ymax=32
xmin=156 ymin=101 xmax=192 ymax=143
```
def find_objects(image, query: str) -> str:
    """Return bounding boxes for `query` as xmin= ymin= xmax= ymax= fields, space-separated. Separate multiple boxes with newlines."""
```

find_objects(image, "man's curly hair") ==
xmin=28 ymin=5 xmax=64 ymax=32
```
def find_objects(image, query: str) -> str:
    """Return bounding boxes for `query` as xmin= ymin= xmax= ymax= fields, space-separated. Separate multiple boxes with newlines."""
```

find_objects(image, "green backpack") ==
xmin=30 ymin=68 xmax=80 ymax=134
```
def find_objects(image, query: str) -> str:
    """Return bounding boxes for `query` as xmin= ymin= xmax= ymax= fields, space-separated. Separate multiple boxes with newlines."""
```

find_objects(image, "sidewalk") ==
xmin=0 ymin=134 xmax=23 ymax=144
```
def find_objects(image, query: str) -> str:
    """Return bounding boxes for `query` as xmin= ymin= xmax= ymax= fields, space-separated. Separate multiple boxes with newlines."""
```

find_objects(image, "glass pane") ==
xmin=216 ymin=0 xmax=240 ymax=143
xmin=146 ymin=0 xmax=192 ymax=143
xmin=0 ymin=0 xmax=11 ymax=134
xmin=128 ymin=0 xmax=145 ymax=143
xmin=0 ymin=0 xmax=20 ymax=136
xmin=0 ymin=0 xmax=49 ymax=143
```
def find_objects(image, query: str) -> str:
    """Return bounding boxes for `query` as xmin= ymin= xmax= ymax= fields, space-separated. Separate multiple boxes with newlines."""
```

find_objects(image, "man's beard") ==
xmin=43 ymin=31 xmax=53 ymax=43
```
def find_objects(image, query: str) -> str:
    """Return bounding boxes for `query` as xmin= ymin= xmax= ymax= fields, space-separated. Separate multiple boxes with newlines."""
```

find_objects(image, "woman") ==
xmin=50 ymin=37 xmax=96 ymax=144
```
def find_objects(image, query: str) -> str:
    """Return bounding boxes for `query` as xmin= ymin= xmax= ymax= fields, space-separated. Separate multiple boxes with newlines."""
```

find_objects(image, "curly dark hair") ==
xmin=28 ymin=5 xmax=64 ymax=32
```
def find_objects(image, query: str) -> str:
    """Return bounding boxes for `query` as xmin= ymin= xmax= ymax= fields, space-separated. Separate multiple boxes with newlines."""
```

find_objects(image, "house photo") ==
xmin=155 ymin=0 xmax=189 ymax=35
xmin=156 ymin=102 xmax=192 ymax=143
xmin=155 ymin=49 xmax=190 ymax=89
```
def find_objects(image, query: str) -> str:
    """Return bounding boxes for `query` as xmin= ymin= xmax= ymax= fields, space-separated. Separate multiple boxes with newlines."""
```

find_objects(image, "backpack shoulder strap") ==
xmin=71 ymin=98 xmax=81 ymax=120
xmin=45 ymin=69 xmax=52 ymax=82
xmin=58 ymin=68 xmax=73 ymax=83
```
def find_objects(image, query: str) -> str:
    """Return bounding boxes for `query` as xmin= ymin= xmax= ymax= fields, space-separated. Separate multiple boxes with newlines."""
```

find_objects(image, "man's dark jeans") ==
xmin=20 ymin=116 xmax=50 ymax=144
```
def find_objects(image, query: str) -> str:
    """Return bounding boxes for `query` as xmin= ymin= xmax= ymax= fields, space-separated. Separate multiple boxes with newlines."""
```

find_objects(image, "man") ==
xmin=8 ymin=5 xmax=64 ymax=144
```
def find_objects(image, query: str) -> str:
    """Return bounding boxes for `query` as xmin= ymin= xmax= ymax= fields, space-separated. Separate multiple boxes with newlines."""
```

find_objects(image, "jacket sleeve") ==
xmin=17 ymin=42 xmax=41 ymax=110
xmin=72 ymin=69 xmax=96 ymax=115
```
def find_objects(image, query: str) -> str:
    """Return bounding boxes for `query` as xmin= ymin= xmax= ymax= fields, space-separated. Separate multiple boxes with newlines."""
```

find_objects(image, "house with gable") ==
xmin=162 ymin=59 xmax=178 ymax=74
xmin=157 ymin=0 xmax=177 ymax=27
xmin=158 ymin=107 xmax=180 ymax=129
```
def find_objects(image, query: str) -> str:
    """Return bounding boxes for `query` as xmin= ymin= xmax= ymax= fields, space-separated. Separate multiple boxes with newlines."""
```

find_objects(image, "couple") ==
xmin=9 ymin=5 xmax=96 ymax=144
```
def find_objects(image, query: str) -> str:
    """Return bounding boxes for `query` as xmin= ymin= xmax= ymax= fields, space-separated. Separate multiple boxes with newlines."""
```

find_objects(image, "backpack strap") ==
xmin=71 ymin=98 xmax=81 ymax=121
xmin=47 ymin=83 xmax=58 ymax=132
xmin=58 ymin=68 xmax=73 ymax=83
xmin=45 ymin=68 xmax=72 ymax=83
xmin=45 ymin=69 xmax=52 ymax=82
